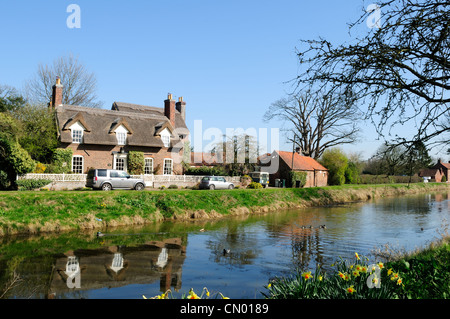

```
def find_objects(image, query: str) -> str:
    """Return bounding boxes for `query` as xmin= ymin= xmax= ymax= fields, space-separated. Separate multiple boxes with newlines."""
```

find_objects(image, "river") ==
xmin=0 ymin=191 xmax=448 ymax=299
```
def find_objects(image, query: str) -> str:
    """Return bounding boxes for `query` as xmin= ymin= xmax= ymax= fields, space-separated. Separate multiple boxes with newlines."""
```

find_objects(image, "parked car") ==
xmin=86 ymin=169 xmax=146 ymax=191
xmin=199 ymin=176 xmax=235 ymax=190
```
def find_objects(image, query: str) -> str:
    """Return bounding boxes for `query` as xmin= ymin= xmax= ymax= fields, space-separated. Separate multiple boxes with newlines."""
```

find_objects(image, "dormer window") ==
xmin=115 ymin=125 xmax=128 ymax=145
xmin=160 ymin=128 xmax=171 ymax=148
xmin=72 ymin=129 xmax=83 ymax=143
xmin=69 ymin=122 xmax=85 ymax=144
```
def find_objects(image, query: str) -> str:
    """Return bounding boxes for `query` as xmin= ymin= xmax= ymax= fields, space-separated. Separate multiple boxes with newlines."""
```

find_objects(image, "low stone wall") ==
xmin=44 ymin=181 xmax=87 ymax=191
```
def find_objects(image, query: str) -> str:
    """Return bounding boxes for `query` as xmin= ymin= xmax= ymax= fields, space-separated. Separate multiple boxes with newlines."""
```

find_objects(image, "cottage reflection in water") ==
xmin=50 ymin=238 xmax=186 ymax=297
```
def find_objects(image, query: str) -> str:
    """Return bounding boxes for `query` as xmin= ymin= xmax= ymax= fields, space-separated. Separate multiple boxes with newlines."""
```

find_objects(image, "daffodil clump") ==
xmin=143 ymin=287 xmax=229 ymax=300
xmin=264 ymin=252 xmax=405 ymax=299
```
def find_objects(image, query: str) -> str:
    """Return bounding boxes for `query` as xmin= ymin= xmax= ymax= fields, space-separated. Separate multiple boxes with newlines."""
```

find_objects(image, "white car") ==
xmin=199 ymin=176 xmax=235 ymax=190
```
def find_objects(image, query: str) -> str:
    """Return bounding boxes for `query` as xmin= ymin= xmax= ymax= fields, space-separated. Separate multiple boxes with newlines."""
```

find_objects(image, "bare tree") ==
xmin=264 ymin=91 xmax=360 ymax=159
xmin=295 ymin=0 xmax=449 ymax=151
xmin=24 ymin=54 xmax=102 ymax=108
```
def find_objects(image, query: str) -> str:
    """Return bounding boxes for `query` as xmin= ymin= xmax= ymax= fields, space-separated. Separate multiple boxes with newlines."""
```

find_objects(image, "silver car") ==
xmin=199 ymin=176 xmax=235 ymax=190
xmin=86 ymin=169 xmax=145 ymax=191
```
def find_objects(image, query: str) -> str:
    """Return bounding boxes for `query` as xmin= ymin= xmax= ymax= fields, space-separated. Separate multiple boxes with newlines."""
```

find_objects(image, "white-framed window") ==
xmin=144 ymin=158 xmax=153 ymax=175
xmin=115 ymin=125 xmax=128 ymax=145
xmin=163 ymin=158 xmax=173 ymax=175
xmin=114 ymin=154 xmax=127 ymax=171
xmin=72 ymin=155 xmax=84 ymax=174
xmin=160 ymin=128 xmax=171 ymax=148
xmin=70 ymin=122 xmax=85 ymax=144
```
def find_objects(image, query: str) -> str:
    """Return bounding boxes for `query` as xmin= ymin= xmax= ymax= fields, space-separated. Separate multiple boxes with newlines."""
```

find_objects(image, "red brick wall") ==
xmin=60 ymin=143 xmax=185 ymax=175
xmin=268 ymin=159 xmax=328 ymax=187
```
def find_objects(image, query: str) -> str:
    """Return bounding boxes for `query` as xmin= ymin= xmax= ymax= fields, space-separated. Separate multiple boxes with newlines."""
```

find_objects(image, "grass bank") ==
xmin=0 ymin=182 xmax=448 ymax=236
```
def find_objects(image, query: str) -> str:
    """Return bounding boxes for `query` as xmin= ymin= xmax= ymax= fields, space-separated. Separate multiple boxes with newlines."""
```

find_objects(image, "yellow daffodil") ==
xmin=352 ymin=270 xmax=360 ymax=277
xmin=377 ymin=262 xmax=384 ymax=269
xmin=318 ymin=275 xmax=323 ymax=281
xmin=387 ymin=268 xmax=393 ymax=276
xmin=346 ymin=285 xmax=356 ymax=294
xmin=361 ymin=266 xmax=368 ymax=273
xmin=396 ymin=278 xmax=403 ymax=286
xmin=338 ymin=271 xmax=345 ymax=279
xmin=355 ymin=252 xmax=360 ymax=260
xmin=302 ymin=271 xmax=312 ymax=281
xmin=267 ymin=283 xmax=272 ymax=288
xmin=188 ymin=288 xmax=200 ymax=299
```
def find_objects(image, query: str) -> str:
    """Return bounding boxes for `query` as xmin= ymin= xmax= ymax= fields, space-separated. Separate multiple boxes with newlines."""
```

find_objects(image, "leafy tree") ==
xmin=12 ymin=105 xmax=58 ymax=163
xmin=0 ymin=85 xmax=26 ymax=112
xmin=345 ymin=162 xmax=360 ymax=184
xmin=0 ymin=134 xmax=36 ymax=189
xmin=319 ymin=148 xmax=348 ymax=185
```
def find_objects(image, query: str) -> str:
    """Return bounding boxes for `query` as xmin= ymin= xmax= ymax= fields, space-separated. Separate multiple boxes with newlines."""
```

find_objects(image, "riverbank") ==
xmin=264 ymin=235 xmax=450 ymax=299
xmin=0 ymin=183 xmax=448 ymax=236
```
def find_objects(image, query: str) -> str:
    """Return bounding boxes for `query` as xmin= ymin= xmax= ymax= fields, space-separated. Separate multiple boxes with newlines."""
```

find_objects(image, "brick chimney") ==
xmin=164 ymin=93 xmax=175 ymax=127
xmin=51 ymin=77 xmax=63 ymax=108
xmin=176 ymin=96 xmax=186 ymax=121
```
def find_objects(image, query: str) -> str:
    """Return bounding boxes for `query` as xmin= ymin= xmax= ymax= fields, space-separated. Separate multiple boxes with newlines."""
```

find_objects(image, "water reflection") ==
xmin=1 ymin=237 xmax=187 ymax=299
xmin=0 ymin=191 xmax=448 ymax=299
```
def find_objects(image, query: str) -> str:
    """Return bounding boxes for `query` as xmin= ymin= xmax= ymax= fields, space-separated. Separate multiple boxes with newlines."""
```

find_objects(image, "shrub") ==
xmin=247 ymin=181 xmax=263 ymax=189
xmin=168 ymin=184 xmax=178 ymax=189
xmin=289 ymin=171 xmax=307 ymax=188
xmin=4 ymin=140 xmax=36 ymax=175
xmin=441 ymin=175 xmax=447 ymax=183
xmin=128 ymin=151 xmax=145 ymax=175
xmin=33 ymin=162 xmax=47 ymax=174
xmin=0 ymin=170 xmax=10 ymax=190
xmin=16 ymin=179 xmax=52 ymax=191
xmin=47 ymin=149 xmax=72 ymax=173
xmin=184 ymin=166 xmax=227 ymax=176
xmin=359 ymin=174 xmax=422 ymax=184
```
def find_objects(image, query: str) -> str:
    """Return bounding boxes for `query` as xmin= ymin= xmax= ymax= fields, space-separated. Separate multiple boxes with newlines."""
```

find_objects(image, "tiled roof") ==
xmin=276 ymin=150 xmax=328 ymax=171
xmin=419 ymin=168 xmax=441 ymax=177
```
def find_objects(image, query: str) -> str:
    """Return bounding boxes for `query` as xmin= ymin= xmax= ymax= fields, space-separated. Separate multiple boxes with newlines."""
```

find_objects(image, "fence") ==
xmin=17 ymin=173 xmax=241 ymax=188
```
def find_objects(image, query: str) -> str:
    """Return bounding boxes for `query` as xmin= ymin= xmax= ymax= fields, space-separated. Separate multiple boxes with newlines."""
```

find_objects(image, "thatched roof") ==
xmin=56 ymin=102 xmax=189 ymax=148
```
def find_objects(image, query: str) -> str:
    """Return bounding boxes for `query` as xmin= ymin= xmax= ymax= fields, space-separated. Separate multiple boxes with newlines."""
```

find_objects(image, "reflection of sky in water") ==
xmin=175 ymin=193 xmax=449 ymax=298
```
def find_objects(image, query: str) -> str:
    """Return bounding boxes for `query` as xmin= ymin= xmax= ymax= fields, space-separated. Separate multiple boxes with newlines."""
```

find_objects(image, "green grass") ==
xmin=0 ymin=182 xmax=448 ymax=236
xmin=385 ymin=239 xmax=450 ymax=299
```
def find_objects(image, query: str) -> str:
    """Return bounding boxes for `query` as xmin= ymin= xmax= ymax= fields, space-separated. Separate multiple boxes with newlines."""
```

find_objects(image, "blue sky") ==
xmin=0 ymin=0 xmax=443 ymax=160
